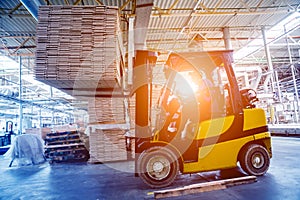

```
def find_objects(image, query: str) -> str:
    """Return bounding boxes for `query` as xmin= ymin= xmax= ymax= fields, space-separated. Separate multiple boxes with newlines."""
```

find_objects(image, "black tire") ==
xmin=137 ymin=146 xmax=179 ymax=188
xmin=239 ymin=144 xmax=270 ymax=176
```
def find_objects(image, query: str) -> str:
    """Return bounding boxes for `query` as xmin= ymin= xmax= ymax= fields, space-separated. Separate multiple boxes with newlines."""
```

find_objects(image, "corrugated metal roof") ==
xmin=0 ymin=0 xmax=298 ymax=122
xmin=0 ymin=0 xmax=299 ymax=61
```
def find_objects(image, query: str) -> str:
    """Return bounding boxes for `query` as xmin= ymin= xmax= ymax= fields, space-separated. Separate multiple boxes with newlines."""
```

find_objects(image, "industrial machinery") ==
xmin=0 ymin=121 xmax=15 ymax=155
xmin=133 ymin=50 xmax=272 ymax=188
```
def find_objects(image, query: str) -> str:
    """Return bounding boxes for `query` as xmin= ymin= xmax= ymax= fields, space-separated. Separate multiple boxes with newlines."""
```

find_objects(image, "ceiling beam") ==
xmin=12 ymin=37 xmax=31 ymax=54
xmin=0 ymin=36 xmax=34 ymax=39
xmin=73 ymin=0 xmax=82 ymax=5
xmin=238 ymin=24 xmax=300 ymax=60
xmin=238 ymin=0 xmax=252 ymax=12
xmin=153 ymin=0 xmax=179 ymax=15
xmin=152 ymin=9 xmax=293 ymax=17
xmin=0 ymin=45 xmax=36 ymax=50
xmin=8 ymin=3 xmax=22 ymax=15
xmin=94 ymin=0 xmax=104 ymax=5
xmin=120 ymin=0 xmax=131 ymax=11
xmin=213 ymin=0 xmax=223 ymax=13
xmin=254 ymin=0 xmax=264 ymax=12
xmin=146 ymin=37 xmax=261 ymax=43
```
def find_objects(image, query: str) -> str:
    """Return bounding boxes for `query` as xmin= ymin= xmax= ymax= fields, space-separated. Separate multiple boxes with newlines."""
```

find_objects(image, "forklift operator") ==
xmin=161 ymin=67 xmax=213 ymax=140
xmin=175 ymin=86 xmax=198 ymax=140
xmin=176 ymin=72 xmax=213 ymax=139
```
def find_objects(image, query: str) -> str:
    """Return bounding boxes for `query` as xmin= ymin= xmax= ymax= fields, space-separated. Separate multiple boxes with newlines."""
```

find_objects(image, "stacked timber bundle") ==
xmin=88 ymin=129 xmax=127 ymax=163
xmin=128 ymin=95 xmax=136 ymax=129
xmin=35 ymin=5 xmax=123 ymax=96
xmin=25 ymin=127 xmax=51 ymax=140
xmin=88 ymin=97 xmax=126 ymax=124
xmin=87 ymin=97 xmax=133 ymax=162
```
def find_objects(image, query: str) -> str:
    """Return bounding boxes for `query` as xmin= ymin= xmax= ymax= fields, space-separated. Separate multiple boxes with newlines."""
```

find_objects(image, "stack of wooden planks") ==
xmin=88 ymin=97 xmax=126 ymax=124
xmin=35 ymin=5 xmax=122 ymax=96
xmin=128 ymin=95 xmax=136 ymax=129
xmin=87 ymin=96 xmax=136 ymax=162
xmin=88 ymin=129 xmax=127 ymax=163
xmin=25 ymin=127 xmax=51 ymax=140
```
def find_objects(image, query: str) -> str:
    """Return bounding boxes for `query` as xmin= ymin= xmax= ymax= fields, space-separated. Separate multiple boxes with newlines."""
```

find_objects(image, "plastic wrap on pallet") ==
xmin=4 ymin=134 xmax=45 ymax=166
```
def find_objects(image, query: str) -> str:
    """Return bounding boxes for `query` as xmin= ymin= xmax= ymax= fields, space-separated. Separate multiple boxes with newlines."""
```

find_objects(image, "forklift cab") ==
xmin=156 ymin=51 xmax=238 ymax=139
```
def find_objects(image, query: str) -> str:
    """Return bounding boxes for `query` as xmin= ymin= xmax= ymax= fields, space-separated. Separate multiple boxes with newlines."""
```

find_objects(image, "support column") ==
xmin=291 ymin=64 xmax=299 ymax=123
xmin=135 ymin=0 xmax=154 ymax=50
xmin=39 ymin=108 xmax=42 ymax=129
xmin=18 ymin=56 xmax=23 ymax=134
xmin=127 ymin=16 xmax=135 ymax=86
xmin=261 ymin=26 xmax=275 ymax=93
xmin=223 ymin=27 xmax=232 ymax=50
xmin=274 ymin=71 xmax=282 ymax=103
xmin=285 ymin=25 xmax=299 ymax=122
xmin=50 ymin=86 xmax=54 ymax=126
xmin=244 ymin=72 xmax=249 ymax=88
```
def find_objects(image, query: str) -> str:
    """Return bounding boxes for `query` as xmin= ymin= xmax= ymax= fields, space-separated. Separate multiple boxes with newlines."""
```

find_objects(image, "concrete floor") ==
xmin=0 ymin=136 xmax=299 ymax=200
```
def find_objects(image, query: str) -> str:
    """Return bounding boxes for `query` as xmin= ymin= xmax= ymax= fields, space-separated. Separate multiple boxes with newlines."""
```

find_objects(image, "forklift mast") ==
xmin=133 ymin=50 xmax=159 ymax=173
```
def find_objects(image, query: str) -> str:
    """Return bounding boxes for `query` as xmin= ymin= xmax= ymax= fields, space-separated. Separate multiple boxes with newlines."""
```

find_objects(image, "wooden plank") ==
xmin=45 ymin=142 xmax=85 ymax=149
xmin=153 ymin=176 xmax=257 ymax=199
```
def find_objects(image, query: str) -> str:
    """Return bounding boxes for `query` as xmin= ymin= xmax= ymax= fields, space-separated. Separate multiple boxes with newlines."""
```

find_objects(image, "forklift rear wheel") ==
xmin=239 ymin=144 xmax=270 ymax=176
xmin=138 ymin=146 xmax=178 ymax=188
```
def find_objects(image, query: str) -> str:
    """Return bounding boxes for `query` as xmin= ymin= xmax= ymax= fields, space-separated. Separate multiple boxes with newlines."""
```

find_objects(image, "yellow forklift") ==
xmin=133 ymin=50 xmax=272 ymax=188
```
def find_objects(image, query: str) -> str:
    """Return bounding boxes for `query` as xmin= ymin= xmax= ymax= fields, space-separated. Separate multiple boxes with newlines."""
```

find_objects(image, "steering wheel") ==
xmin=240 ymin=88 xmax=258 ymax=108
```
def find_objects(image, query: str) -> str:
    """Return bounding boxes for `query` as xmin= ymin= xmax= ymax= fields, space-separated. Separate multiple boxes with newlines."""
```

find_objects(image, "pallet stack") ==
xmin=35 ymin=5 xmax=123 ymax=96
xmin=44 ymin=130 xmax=90 ymax=163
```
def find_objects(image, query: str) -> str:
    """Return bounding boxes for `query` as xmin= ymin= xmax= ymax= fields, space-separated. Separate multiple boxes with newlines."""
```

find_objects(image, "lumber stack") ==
xmin=88 ymin=129 xmax=127 ymax=163
xmin=35 ymin=5 xmax=123 ymax=96
xmin=128 ymin=95 xmax=136 ymax=129
xmin=87 ymin=96 xmax=135 ymax=162
xmin=88 ymin=97 xmax=126 ymax=124
xmin=25 ymin=127 xmax=51 ymax=140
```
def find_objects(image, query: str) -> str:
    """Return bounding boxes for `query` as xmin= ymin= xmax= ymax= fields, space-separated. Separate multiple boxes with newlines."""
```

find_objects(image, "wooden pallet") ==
xmin=45 ymin=130 xmax=90 ymax=163
xmin=152 ymin=176 xmax=257 ymax=199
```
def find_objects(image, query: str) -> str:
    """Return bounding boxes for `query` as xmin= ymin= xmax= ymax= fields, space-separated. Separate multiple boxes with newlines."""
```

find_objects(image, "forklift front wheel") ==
xmin=138 ymin=146 xmax=178 ymax=188
xmin=239 ymin=144 xmax=270 ymax=176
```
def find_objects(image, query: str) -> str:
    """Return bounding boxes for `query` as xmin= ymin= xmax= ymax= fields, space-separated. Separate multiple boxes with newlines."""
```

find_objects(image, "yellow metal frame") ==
xmin=183 ymin=132 xmax=270 ymax=173
xmin=152 ymin=107 xmax=271 ymax=174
